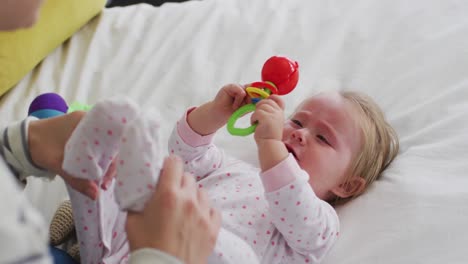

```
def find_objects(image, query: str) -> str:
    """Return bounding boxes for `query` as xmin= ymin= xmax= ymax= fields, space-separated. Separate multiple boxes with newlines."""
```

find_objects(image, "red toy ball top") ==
xmin=261 ymin=56 xmax=299 ymax=95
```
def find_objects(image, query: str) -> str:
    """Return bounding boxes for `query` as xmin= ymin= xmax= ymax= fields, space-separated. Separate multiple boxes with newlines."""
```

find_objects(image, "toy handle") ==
xmin=227 ymin=104 xmax=257 ymax=136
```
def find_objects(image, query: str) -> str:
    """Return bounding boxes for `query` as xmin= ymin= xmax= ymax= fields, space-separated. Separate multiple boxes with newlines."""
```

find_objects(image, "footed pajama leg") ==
xmin=62 ymin=98 xmax=141 ymax=263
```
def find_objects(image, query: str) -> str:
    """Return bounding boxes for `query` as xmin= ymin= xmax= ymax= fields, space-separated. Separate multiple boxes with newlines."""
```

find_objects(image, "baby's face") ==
xmin=282 ymin=92 xmax=363 ymax=201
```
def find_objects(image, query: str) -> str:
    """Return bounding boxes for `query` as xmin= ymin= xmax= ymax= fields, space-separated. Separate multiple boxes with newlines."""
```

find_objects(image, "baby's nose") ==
xmin=291 ymin=130 xmax=305 ymax=144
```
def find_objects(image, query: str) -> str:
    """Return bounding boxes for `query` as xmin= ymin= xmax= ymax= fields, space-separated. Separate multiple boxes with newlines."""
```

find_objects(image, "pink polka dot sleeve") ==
xmin=168 ymin=108 xmax=225 ymax=181
xmin=261 ymin=155 xmax=340 ymax=263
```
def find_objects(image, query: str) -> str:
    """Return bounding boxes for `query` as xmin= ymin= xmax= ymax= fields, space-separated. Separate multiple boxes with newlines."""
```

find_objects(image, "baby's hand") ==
xmin=211 ymin=84 xmax=249 ymax=122
xmin=251 ymin=95 xmax=285 ymax=142
xmin=188 ymin=84 xmax=249 ymax=135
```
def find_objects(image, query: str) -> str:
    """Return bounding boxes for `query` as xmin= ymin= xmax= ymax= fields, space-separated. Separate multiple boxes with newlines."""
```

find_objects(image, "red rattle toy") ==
xmin=227 ymin=56 xmax=299 ymax=136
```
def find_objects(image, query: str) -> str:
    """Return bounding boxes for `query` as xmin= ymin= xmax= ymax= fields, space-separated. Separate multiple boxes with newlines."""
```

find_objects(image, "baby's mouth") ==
xmin=285 ymin=144 xmax=298 ymax=160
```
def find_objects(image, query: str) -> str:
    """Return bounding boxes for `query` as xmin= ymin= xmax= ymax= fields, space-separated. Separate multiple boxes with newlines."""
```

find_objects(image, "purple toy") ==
xmin=28 ymin=93 xmax=69 ymax=119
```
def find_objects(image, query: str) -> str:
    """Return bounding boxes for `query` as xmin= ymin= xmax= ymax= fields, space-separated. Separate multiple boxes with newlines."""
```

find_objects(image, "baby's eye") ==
xmin=291 ymin=119 xmax=303 ymax=127
xmin=317 ymin=134 xmax=331 ymax=146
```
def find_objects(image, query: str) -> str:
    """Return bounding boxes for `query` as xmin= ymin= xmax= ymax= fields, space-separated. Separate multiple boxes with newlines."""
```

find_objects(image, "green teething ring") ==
xmin=67 ymin=102 xmax=93 ymax=113
xmin=227 ymin=103 xmax=257 ymax=136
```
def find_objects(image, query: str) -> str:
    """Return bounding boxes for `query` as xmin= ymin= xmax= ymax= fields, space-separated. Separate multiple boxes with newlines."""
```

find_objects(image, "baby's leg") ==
xmin=114 ymin=108 xmax=162 ymax=211
xmin=63 ymin=98 xmax=140 ymax=263
xmin=66 ymin=185 xmax=129 ymax=264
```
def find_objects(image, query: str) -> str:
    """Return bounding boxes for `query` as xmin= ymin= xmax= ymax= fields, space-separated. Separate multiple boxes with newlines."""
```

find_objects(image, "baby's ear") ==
xmin=331 ymin=176 xmax=366 ymax=198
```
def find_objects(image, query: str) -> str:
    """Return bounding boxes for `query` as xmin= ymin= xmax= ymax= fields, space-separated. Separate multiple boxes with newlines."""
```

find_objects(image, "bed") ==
xmin=1 ymin=0 xmax=467 ymax=263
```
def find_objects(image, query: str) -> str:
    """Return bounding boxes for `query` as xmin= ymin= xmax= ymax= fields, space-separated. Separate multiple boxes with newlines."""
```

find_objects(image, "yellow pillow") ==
xmin=0 ymin=0 xmax=107 ymax=96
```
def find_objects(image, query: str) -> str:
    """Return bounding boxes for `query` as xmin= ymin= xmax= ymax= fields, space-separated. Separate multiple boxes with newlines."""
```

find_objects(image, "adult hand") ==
xmin=126 ymin=155 xmax=221 ymax=264
xmin=28 ymin=111 xmax=116 ymax=200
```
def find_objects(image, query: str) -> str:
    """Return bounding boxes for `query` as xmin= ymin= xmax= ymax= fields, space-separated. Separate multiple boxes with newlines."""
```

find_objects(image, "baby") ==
xmin=60 ymin=84 xmax=399 ymax=263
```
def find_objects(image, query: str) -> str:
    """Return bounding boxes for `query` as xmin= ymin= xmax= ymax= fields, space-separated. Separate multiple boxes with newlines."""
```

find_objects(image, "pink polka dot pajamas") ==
xmin=170 ymin=109 xmax=340 ymax=263
xmin=62 ymin=98 xmax=163 ymax=263
xmin=61 ymin=99 xmax=339 ymax=264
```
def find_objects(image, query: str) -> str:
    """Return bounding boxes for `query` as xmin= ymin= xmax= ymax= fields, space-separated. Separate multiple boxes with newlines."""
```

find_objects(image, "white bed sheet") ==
xmin=1 ymin=0 xmax=467 ymax=263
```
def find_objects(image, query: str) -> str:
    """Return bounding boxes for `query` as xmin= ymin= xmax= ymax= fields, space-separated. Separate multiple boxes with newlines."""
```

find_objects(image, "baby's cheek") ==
xmin=282 ymin=126 xmax=292 ymax=140
xmin=301 ymin=159 xmax=324 ymax=187
xmin=301 ymin=162 xmax=315 ymax=184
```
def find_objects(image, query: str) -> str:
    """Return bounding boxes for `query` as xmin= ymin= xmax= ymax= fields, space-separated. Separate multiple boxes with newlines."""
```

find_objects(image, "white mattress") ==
xmin=1 ymin=0 xmax=467 ymax=263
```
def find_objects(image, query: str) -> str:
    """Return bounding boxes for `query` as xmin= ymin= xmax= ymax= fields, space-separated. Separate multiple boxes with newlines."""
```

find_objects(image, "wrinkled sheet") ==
xmin=1 ymin=0 xmax=467 ymax=263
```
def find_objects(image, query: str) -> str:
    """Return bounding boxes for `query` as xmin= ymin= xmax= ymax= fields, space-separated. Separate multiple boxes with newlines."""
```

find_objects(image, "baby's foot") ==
xmin=114 ymin=108 xmax=163 ymax=212
xmin=62 ymin=98 xmax=140 ymax=182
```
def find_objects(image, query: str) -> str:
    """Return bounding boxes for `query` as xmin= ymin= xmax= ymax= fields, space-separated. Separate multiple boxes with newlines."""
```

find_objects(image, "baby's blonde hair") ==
xmin=335 ymin=91 xmax=399 ymax=205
